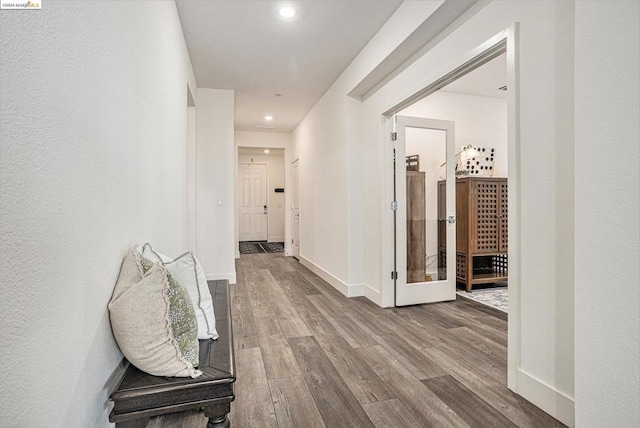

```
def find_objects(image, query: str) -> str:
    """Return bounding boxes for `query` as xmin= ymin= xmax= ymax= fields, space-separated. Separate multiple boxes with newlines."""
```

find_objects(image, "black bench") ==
xmin=109 ymin=280 xmax=235 ymax=428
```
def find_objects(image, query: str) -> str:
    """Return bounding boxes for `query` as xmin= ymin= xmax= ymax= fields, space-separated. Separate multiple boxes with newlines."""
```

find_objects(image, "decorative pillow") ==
xmin=138 ymin=243 xmax=219 ymax=340
xmin=108 ymin=248 xmax=201 ymax=378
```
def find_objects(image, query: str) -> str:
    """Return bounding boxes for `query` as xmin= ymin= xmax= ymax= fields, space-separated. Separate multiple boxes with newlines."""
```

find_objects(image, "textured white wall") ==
xmin=196 ymin=89 xmax=236 ymax=283
xmin=574 ymin=1 xmax=640 ymax=425
xmin=186 ymin=105 xmax=198 ymax=252
xmin=0 ymin=1 xmax=196 ymax=427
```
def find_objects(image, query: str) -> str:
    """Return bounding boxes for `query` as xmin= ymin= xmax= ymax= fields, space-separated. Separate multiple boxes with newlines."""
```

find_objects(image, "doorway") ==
xmin=237 ymin=147 xmax=286 ymax=246
xmin=395 ymin=52 xmax=510 ymax=311
xmin=381 ymin=31 xmax=517 ymax=388
xmin=385 ymin=36 xmax=510 ymax=304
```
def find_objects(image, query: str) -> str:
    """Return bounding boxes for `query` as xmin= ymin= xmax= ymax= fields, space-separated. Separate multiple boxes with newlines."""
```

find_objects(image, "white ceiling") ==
xmin=175 ymin=0 xmax=404 ymax=133
xmin=442 ymin=52 xmax=507 ymax=99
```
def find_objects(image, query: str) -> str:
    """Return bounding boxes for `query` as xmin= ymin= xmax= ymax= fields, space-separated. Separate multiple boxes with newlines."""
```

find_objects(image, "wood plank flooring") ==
xmin=146 ymin=253 xmax=565 ymax=428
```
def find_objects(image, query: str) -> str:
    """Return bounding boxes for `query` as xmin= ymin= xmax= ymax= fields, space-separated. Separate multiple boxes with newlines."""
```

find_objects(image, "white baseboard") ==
xmin=268 ymin=236 xmax=284 ymax=243
xmin=235 ymin=250 xmax=240 ymax=259
xmin=517 ymin=369 xmax=575 ymax=427
xmin=363 ymin=283 xmax=383 ymax=306
xmin=299 ymin=256 xmax=364 ymax=298
xmin=206 ymin=272 xmax=237 ymax=285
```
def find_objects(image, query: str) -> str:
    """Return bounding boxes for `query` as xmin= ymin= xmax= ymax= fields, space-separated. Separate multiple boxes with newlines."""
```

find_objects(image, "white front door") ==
xmin=291 ymin=159 xmax=300 ymax=259
xmin=239 ymin=163 xmax=268 ymax=241
xmin=395 ymin=116 xmax=456 ymax=306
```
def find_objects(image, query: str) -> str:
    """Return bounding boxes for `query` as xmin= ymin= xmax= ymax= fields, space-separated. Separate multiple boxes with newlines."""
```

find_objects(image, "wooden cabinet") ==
xmin=407 ymin=171 xmax=426 ymax=283
xmin=438 ymin=177 xmax=508 ymax=292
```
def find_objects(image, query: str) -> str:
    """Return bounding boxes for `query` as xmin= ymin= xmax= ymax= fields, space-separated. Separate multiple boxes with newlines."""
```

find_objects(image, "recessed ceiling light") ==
xmin=264 ymin=149 xmax=270 ymax=154
xmin=265 ymin=115 xmax=273 ymax=121
xmin=279 ymin=6 xmax=295 ymax=18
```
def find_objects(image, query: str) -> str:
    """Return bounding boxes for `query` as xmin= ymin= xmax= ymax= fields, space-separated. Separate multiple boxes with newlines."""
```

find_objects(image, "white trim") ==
xmin=505 ymin=23 xmax=521 ymax=393
xmin=379 ymin=29 xmax=510 ymax=117
xmin=235 ymin=250 xmax=240 ymax=259
xmin=517 ymin=369 xmax=575 ymax=427
xmin=363 ymin=283 xmax=385 ymax=307
xmin=268 ymin=235 xmax=284 ymax=243
xmin=206 ymin=272 xmax=237 ymax=285
xmin=380 ymin=116 xmax=396 ymax=308
xmin=299 ymin=256 xmax=364 ymax=298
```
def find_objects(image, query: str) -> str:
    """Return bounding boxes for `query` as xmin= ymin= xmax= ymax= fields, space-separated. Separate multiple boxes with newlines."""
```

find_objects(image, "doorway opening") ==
xmin=386 ymin=35 xmax=510 ymax=309
xmin=396 ymin=51 xmax=509 ymax=312
xmin=237 ymin=147 xmax=286 ymax=254
xmin=381 ymin=29 xmax=517 ymax=389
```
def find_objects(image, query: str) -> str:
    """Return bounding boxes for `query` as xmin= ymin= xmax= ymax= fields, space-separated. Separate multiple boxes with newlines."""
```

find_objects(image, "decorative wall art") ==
xmin=456 ymin=146 xmax=496 ymax=177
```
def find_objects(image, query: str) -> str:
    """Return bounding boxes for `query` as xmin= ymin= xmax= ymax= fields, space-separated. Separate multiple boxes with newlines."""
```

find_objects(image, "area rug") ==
xmin=239 ymin=241 xmax=284 ymax=254
xmin=456 ymin=286 xmax=508 ymax=313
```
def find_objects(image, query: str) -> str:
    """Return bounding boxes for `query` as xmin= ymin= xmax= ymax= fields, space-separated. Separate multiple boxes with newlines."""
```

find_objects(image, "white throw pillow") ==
xmin=109 ymin=248 xmax=201 ymax=378
xmin=138 ymin=243 xmax=219 ymax=340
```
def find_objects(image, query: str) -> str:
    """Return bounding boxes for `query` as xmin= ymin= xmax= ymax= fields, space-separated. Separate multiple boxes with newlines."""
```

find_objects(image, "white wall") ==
xmin=196 ymin=89 xmax=236 ymax=283
xmin=186 ymin=104 xmax=197 ymax=252
xmin=574 ymin=1 xmax=640 ymax=426
xmin=238 ymin=153 xmax=286 ymax=242
xmin=0 ymin=2 xmax=197 ymax=427
xmin=292 ymin=1 xmax=443 ymax=297
xmin=235 ymin=131 xmax=292 ymax=256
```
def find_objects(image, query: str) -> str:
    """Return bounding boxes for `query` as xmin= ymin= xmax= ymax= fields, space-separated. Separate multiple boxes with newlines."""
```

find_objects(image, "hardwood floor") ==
xmin=147 ymin=253 xmax=564 ymax=428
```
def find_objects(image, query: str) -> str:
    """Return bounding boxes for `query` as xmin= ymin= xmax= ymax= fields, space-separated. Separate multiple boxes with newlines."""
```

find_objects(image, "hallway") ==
xmin=149 ymin=253 xmax=563 ymax=427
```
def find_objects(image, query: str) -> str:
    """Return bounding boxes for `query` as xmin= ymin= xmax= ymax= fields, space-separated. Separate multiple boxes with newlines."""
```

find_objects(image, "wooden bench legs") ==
xmin=205 ymin=403 xmax=231 ymax=428
xmin=114 ymin=403 xmax=230 ymax=428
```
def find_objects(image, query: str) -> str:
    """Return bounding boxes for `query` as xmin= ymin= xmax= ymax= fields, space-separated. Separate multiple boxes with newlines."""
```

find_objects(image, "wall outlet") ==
xmin=218 ymin=197 xmax=224 ymax=206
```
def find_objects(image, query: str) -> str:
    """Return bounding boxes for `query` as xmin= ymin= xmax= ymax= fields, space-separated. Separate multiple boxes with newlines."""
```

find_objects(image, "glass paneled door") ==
xmin=394 ymin=116 xmax=456 ymax=306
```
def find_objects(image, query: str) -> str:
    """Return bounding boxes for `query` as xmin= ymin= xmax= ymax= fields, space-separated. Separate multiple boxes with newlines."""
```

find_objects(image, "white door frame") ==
xmin=379 ymin=28 xmax=520 ymax=391
xmin=394 ymin=116 xmax=456 ymax=306
xmin=291 ymin=159 xmax=300 ymax=259
xmin=234 ymin=145 xmax=293 ymax=258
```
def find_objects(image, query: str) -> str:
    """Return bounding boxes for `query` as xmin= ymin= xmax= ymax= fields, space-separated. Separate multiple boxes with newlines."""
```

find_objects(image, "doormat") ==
xmin=239 ymin=241 xmax=284 ymax=254
xmin=456 ymin=286 xmax=508 ymax=313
